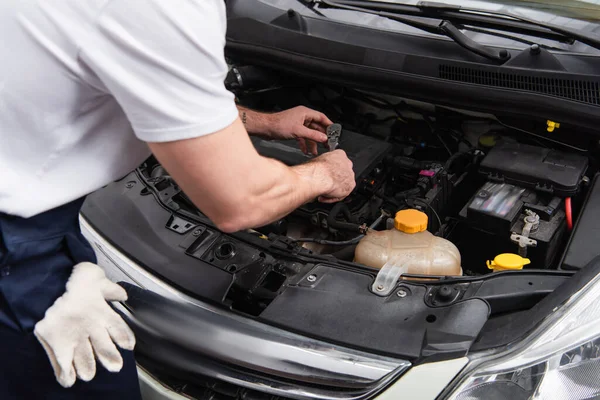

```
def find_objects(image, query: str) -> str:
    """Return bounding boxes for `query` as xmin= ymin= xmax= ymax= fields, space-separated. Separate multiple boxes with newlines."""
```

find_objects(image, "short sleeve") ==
xmin=79 ymin=0 xmax=238 ymax=142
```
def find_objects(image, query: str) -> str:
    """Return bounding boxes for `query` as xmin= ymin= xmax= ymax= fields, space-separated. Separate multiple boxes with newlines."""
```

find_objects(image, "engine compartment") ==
xmin=113 ymin=64 xmax=600 ymax=328
xmin=142 ymin=66 xmax=595 ymax=278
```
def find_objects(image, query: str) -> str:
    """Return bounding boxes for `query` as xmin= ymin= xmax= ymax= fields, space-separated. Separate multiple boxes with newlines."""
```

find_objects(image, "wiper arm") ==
xmin=311 ymin=0 xmax=511 ymax=62
xmin=439 ymin=20 xmax=510 ymax=61
xmin=416 ymin=1 xmax=600 ymax=50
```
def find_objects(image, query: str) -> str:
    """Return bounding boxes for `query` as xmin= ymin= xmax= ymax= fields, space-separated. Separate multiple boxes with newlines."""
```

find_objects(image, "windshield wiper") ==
xmin=418 ymin=1 xmax=600 ymax=50
xmin=317 ymin=0 xmax=600 ymax=51
xmin=309 ymin=0 xmax=512 ymax=62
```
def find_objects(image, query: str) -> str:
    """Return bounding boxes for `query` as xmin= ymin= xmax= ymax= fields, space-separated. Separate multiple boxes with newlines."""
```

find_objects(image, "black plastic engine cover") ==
xmin=250 ymin=128 xmax=392 ymax=181
xmin=479 ymin=141 xmax=588 ymax=197
xmin=260 ymin=264 xmax=490 ymax=359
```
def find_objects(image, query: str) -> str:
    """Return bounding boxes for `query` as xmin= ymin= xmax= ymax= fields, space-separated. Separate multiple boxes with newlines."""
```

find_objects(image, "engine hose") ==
xmin=327 ymin=203 xmax=362 ymax=232
xmin=299 ymin=236 xmax=364 ymax=246
xmin=565 ymin=197 xmax=573 ymax=231
xmin=444 ymin=150 xmax=474 ymax=171
xmin=296 ymin=211 xmax=388 ymax=246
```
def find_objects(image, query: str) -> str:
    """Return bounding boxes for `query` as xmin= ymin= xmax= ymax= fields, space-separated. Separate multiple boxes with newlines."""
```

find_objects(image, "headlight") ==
xmin=446 ymin=270 xmax=600 ymax=400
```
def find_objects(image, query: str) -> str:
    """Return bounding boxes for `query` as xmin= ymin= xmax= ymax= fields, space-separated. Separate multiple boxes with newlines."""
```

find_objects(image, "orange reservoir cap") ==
xmin=394 ymin=209 xmax=428 ymax=233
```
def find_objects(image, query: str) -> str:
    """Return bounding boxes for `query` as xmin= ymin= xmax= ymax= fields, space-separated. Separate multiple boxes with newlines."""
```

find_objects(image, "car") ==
xmin=80 ymin=0 xmax=600 ymax=399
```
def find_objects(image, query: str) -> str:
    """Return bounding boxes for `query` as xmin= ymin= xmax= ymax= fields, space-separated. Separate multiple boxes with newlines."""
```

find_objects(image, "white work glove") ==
xmin=34 ymin=262 xmax=136 ymax=388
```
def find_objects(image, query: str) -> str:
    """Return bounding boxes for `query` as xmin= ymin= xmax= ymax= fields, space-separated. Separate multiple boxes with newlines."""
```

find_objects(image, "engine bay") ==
xmin=124 ymin=65 xmax=600 ymax=319
xmin=143 ymin=66 xmax=594 ymax=273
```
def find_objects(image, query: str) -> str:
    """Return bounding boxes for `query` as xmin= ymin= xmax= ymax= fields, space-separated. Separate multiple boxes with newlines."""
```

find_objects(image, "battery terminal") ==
xmin=510 ymin=209 xmax=539 ymax=257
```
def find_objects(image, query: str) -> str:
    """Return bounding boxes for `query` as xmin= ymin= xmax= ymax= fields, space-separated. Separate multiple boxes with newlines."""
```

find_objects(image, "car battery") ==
xmin=457 ymin=141 xmax=586 ymax=269
xmin=459 ymin=182 xmax=567 ymax=268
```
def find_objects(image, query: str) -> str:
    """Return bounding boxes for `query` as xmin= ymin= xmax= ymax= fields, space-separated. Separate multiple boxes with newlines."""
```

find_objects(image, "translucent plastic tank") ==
xmin=355 ymin=209 xmax=462 ymax=276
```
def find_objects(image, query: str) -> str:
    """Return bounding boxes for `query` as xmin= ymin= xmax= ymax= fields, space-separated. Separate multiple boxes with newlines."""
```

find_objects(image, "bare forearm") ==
xmin=221 ymin=157 xmax=332 ymax=231
xmin=148 ymin=119 xmax=334 ymax=233
xmin=237 ymin=105 xmax=274 ymax=138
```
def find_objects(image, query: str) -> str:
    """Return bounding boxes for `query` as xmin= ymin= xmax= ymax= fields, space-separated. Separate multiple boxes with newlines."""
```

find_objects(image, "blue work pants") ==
xmin=0 ymin=198 xmax=141 ymax=399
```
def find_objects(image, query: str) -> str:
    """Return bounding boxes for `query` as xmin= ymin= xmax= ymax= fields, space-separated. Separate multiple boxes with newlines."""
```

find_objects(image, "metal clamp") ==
xmin=511 ymin=209 xmax=539 ymax=257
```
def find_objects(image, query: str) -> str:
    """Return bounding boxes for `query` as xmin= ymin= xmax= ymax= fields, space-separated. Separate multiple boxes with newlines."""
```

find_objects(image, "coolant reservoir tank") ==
xmin=355 ymin=209 xmax=462 ymax=276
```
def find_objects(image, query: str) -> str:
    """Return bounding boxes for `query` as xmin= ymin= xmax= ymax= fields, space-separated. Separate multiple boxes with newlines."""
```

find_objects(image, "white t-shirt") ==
xmin=0 ymin=0 xmax=238 ymax=218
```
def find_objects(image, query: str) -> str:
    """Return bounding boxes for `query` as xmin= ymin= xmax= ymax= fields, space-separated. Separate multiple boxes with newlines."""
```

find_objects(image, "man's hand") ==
xmin=238 ymin=105 xmax=333 ymax=155
xmin=309 ymin=150 xmax=356 ymax=203
xmin=148 ymin=118 xmax=356 ymax=233
xmin=268 ymin=106 xmax=333 ymax=155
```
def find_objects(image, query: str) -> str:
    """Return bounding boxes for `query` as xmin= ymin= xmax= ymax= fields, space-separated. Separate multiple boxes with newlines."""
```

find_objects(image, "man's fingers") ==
xmin=297 ymin=136 xmax=320 ymax=155
xmin=307 ymin=140 xmax=318 ymax=155
xmin=318 ymin=196 xmax=345 ymax=203
xmin=73 ymin=339 xmax=96 ymax=382
xmin=298 ymin=126 xmax=327 ymax=143
xmin=297 ymin=138 xmax=308 ymax=155
xmin=307 ymin=121 xmax=326 ymax=134
xmin=305 ymin=109 xmax=334 ymax=128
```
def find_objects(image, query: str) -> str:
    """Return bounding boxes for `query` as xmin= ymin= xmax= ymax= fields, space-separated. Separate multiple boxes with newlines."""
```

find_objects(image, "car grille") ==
xmin=439 ymin=64 xmax=600 ymax=106
xmin=143 ymin=363 xmax=290 ymax=400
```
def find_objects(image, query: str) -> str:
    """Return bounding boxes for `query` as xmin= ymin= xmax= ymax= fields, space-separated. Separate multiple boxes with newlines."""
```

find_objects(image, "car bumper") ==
xmin=137 ymin=358 xmax=468 ymax=400
xmin=80 ymin=215 xmax=466 ymax=399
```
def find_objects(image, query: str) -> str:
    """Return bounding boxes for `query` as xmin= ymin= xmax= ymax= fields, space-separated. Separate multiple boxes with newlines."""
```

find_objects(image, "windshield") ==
xmin=371 ymin=0 xmax=600 ymax=22
xmin=263 ymin=0 xmax=600 ymax=55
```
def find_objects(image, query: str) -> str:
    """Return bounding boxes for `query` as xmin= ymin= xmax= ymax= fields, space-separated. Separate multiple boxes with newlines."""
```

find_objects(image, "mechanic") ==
xmin=0 ymin=1 xmax=356 ymax=399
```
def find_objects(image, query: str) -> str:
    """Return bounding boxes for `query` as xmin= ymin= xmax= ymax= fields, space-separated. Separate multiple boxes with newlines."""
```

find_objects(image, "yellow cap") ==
xmin=547 ymin=120 xmax=560 ymax=132
xmin=487 ymin=253 xmax=531 ymax=272
xmin=394 ymin=209 xmax=428 ymax=233
xmin=478 ymin=134 xmax=498 ymax=148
